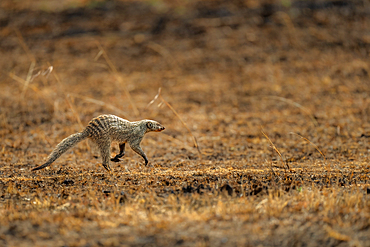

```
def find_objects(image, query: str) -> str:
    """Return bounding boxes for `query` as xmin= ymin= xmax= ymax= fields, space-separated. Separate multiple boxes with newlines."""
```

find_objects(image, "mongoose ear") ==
xmin=146 ymin=122 xmax=153 ymax=129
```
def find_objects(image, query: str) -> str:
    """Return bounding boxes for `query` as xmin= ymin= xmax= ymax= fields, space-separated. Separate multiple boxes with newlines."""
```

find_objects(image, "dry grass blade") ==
xmin=261 ymin=128 xmax=289 ymax=170
xmin=149 ymin=88 xmax=201 ymax=157
xmin=94 ymin=49 xmax=104 ymax=61
xmin=9 ymin=72 xmax=40 ymax=94
xmin=276 ymin=11 xmax=297 ymax=46
xmin=96 ymin=42 xmax=139 ymax=117
xmin=266 ymin=160 xmax=277 ymax=177
xmin=324 ymin=225 xmax=351 ymax=242
xmin=30 ymin=66 xmax=53 ymax=82
xmin=50 ymin=63 xmax=65 ymax=91
xmin=13 ymin=30 xmax=38 ymax=99
xmin=161 ymin=96 xmax=202 ymax=156
xmin=290 ymin=132 xmax=329 ymax=172
xmin=66 ymin=94 xmax=84 ymax=129
xmin=290 ymin=132 xmax=326 ymax=160
xmin=21 ymin=61 xmax=36 ymax=99
xmin=14 ymin=29 xmax=35 ymax=63
xmin=147 ymin=42 xmax=179 ymax=71
xmin=52 ymin=68 xmax=90 ymax=151
xmin=9 ymin=72 xmax=56 ymax=107
xmin=161 ymin=133 xmax=198 ymax=154
xmin=11 ymin=65 xmax=53 ymax=98
xmin=265 ymin=96 xmax=318 ymax=127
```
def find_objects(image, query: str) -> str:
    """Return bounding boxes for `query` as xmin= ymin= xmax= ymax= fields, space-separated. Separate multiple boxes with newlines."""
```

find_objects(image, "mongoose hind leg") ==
xmin=111 ymin=143 xmax=126 ymax=162
xmin=98 ymin=139 xmax=112 ymax=171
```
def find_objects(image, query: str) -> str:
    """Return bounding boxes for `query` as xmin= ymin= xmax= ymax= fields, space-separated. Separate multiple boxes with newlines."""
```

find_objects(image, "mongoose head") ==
xmin=145 ymin=120 xmax=165 ymax=132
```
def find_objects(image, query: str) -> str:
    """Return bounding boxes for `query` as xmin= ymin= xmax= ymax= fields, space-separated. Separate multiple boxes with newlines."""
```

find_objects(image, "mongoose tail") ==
xmin=31 ymin=132 xmax=88 ymax=171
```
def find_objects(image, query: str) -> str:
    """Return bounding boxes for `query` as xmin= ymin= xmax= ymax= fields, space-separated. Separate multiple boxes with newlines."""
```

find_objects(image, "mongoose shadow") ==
xmin=31 ymin=115 xmax=165 ymax=172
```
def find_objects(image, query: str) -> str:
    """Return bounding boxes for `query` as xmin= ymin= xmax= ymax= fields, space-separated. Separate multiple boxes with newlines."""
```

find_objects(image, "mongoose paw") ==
xmin=102 ymin=164 xmax=112 ymax=171
xmin=110 ymin=157 xmax=121 ymax=162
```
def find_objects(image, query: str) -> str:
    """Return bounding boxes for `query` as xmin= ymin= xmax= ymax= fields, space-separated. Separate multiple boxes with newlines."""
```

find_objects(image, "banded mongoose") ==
xmin=31 ymin=114 xmax=165 ymax=172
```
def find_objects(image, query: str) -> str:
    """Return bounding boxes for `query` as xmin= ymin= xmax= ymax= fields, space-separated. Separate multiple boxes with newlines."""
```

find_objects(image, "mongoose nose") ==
xmin=161 ymin=127 xmax=165 ymax=130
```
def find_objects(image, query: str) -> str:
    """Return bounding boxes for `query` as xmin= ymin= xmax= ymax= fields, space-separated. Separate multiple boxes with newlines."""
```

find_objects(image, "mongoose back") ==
xmin=31 ymin=115 xmax=165 ymax=172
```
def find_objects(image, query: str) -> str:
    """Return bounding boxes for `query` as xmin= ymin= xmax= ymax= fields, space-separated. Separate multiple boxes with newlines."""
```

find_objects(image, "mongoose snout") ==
xmin=157 ymin=126 xmax=165 ymax=131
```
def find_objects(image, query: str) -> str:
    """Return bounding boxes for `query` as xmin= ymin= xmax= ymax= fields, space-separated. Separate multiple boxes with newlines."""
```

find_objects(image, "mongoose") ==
xmin=31 ymin=114 xmax=165 ymax=172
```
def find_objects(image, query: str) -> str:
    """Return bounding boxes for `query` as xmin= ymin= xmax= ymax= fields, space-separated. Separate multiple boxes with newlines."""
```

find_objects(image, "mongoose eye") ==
xmin=146 ymin=122 xmax=153 ymax=129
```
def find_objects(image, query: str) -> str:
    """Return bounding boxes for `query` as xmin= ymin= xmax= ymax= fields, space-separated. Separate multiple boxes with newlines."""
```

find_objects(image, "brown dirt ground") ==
xmin=1 ymin=0 xmax=370 ymax=246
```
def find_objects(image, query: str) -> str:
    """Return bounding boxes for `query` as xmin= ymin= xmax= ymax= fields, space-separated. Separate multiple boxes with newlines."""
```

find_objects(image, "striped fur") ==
xmin=31 ymin=115 xmax=165 ymax=172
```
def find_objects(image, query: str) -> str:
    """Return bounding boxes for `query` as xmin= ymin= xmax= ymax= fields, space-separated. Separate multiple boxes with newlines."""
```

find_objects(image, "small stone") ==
xmin=61 ymin=179 xmax=74 ymax=185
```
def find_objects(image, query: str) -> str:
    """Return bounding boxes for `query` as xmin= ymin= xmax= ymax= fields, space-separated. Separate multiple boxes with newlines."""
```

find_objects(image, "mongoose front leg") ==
xmin=111 ymin=143 xmax=126 ymax=162
xmin=98 ymin=139 xmax=112 ymax=171
xmin=129 ymin=142 xmax=149 ymax=166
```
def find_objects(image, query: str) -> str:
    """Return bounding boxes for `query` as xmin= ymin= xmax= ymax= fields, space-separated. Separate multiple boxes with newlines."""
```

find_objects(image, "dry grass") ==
xmin=1 ymin=0 xmax=370 ymax=246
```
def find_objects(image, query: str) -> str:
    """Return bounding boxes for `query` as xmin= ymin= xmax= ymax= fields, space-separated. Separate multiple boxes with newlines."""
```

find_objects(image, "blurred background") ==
xmin=1 ymin=0 xmax=370 ymax=163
